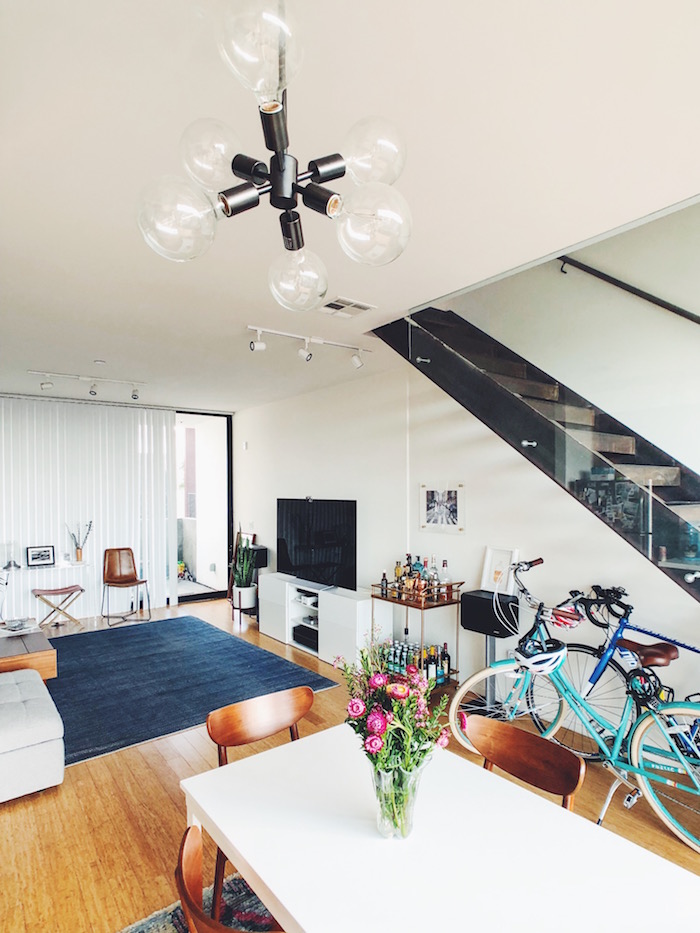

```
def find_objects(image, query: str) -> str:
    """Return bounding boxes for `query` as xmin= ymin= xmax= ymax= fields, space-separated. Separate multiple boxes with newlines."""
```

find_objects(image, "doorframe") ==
xmin=176 ymin=410 xmax=233 ymax=604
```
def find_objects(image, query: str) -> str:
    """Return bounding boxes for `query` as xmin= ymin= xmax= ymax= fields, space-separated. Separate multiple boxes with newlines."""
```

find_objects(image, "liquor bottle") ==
xmin=439 ymin=559 xmax=452 ymax=601
xmin=394 ymin=560 xmax=402 ymax=584
xmin=436 ymin=647 xmax=445 ymax=686
xmin=380 ymin=570 xmax=388 ymax=598
xmin=442 ymin=642 xmax=451 ymax=682
xmin=412 ymin=554 xmax=423 ymax=575
xmin=428 ymin=554 xmax=440 ymax=600
xmin=399 ymin=645 xmax=407 ymax=676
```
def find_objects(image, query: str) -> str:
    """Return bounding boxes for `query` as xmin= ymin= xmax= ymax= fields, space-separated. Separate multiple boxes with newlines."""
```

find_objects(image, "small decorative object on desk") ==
xmin=67 ymin=521 xmax=92 ymax=562
xmin=335 ymin=637 xmax=449 ymax=839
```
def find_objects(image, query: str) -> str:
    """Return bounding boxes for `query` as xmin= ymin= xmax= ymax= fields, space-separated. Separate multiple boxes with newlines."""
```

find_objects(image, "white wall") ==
xmin=233 ymin=361 xmax=699 ymax=697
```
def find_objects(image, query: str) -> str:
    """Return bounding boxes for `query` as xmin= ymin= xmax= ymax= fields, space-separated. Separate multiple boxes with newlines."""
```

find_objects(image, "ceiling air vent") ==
xmin=321 ymin=296 xmax=377 ymax=318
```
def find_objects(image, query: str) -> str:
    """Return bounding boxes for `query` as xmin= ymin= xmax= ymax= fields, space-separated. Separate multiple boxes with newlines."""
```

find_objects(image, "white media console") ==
xmin=258 ymin=572 xmax=386 ymax=664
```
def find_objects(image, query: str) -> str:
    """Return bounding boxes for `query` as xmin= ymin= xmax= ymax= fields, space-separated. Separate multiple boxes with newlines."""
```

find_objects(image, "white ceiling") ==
xmin=2 ymin=1 xmax=700 ymax=412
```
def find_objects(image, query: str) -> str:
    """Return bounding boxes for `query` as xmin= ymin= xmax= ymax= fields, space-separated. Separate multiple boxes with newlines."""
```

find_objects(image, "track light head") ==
xmin=40 ymin=381 xmax=53 ymax=391
xmin=250 ymin=340 xmax=267 ymax=352
xmin=298 ymin=340 xmax=312 ymax=362
xmin=351 ymin=351 xmax=364 ymax=369
xmin=89 ymin=384 xmax=97 ymax=397
xmin=131 ymin=388 xmax=139 ymax=401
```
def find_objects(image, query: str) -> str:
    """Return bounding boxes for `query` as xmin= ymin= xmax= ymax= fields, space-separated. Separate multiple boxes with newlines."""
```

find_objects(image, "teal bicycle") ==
xmin=449 ymin=559 xmax=700 ymax=854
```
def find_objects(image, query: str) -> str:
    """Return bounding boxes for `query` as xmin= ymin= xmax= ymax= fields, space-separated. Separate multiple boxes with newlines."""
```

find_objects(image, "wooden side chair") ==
xmin=206 ymin=685 xmax=314 ymax=920
xmin=175 ymin=825 xmax=283 ymax=933
xmin=464 ymin=714 xmax=586 ymax=810
xmin=101 ymin=547 xmax=151 ymax=625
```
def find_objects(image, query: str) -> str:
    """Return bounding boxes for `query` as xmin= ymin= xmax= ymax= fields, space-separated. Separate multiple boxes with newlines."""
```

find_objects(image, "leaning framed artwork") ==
xmin=480 ymin=546 xmax=519 ymax=594
xmin=419 ymin=483 xmax=465 ymax=533
xmin=26 ymin=545 xmax=55 ymax=568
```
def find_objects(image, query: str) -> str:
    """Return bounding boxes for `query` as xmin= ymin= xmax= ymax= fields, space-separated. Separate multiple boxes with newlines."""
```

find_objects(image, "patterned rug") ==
xmin=118 ymin=873 xmax=276 ymax=933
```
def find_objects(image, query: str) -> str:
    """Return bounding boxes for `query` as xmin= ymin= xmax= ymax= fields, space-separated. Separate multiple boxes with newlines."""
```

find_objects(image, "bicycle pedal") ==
xmin=624 ymin=789 xmax=641 ymax=809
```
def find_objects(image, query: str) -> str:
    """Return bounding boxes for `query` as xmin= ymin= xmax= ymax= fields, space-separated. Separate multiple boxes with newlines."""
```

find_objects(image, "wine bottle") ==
xmin=380 ymin=570 xmax=388 ymax=598
xmin=442 ymin=642 xmax=451 ymax=682
xmin=427 ymin=646 xmax=437 ymax=682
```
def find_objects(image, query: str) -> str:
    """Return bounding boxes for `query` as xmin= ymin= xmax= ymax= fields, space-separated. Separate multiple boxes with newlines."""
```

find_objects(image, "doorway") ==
xmin=175 ymin=412 xmax=232 ymax=602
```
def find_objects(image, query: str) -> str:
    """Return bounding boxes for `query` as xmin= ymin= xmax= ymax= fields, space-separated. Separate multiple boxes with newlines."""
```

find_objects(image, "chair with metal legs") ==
xmin=101 ymin=547 xmax=151 ymax=625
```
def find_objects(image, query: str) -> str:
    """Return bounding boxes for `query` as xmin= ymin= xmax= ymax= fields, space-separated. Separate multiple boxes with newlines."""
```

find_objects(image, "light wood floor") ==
xmin=0 ymin=600 xmax=697 ymax=933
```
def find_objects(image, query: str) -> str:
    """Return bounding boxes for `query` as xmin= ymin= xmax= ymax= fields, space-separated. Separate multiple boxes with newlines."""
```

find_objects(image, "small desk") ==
xmin=0 ymin=629 xmax=57 ymax=680
xmin=180 ymin=725 xmax=699 ymax=932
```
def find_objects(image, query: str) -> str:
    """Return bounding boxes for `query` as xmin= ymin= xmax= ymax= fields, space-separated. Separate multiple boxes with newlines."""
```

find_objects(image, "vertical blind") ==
xmin=0 ymin=397 xmax=177 ymax=620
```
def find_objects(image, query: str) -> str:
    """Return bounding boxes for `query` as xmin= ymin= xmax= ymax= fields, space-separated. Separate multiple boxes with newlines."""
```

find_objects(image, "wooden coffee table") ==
xmin=0 ymin=629 xmax=57 ymax=680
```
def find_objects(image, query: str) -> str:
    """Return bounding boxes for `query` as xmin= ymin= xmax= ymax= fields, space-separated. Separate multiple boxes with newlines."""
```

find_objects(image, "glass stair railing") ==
xmin=374 ymin=307 xmax=700 ymax=603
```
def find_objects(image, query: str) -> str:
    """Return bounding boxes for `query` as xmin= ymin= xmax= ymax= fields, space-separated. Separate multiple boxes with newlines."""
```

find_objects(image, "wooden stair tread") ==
xmin=491 ymin=374 xmax=559 ymax=401
xmin=470 ymin=353 xmax=528 ymax=378
xmin=668 ymin=502 xmax=700 ymax=523
xmin=613 ymin=464 xmax=681 ymax=486
xmin=527 ymin=399 xmax=595 ymax=426
xmin=567 ymin=428 xmax=636 ymax=455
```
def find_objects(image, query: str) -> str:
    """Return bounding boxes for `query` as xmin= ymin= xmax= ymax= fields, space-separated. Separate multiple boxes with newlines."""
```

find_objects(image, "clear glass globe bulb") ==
xmin=137 ymin=175 xmax=218 ymax=262
xmin=179 ymin=118 xmax=240 ymax=193
xmin=336 ymin=183 xmax=411 ymax=266
xmin=268 ymin=248 xmax=328 ymax=311
xmin=342 ymin=116 xmax=407 ymax=186
xmin=217 ymin=0 xmax=303 ymax=104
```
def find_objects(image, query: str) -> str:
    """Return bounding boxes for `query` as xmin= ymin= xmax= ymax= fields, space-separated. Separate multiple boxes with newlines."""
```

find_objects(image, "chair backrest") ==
xmin=175 ymin=826 xmax=242 ymax=933
xmin=103 ymin=547 xmax=138 ymax=585
xmin=207 ymin=685 xmax=314 ymax=766
xmin=464 ymin=715 xmax=586 ymax=810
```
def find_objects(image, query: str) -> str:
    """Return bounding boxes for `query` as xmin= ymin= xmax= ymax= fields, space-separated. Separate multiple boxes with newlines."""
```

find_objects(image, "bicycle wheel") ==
xmin=528 ymin=644 xmax=630 ymax=759
xmin=449 ymin=662 xmax=563 ymax=754
xmin=630 ymin=703 xmax=700 ymax=854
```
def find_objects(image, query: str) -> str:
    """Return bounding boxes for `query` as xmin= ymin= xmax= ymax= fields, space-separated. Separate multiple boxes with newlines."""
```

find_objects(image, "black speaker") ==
xmin=460 ymin=589 xmax=519 ymax=638
xmin=250 ymin=545 xmax=268 ymax=569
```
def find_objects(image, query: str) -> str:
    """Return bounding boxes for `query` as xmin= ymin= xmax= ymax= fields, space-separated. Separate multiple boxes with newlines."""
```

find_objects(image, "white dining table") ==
xmin=180 ymin=724 xmax=700 ymax=932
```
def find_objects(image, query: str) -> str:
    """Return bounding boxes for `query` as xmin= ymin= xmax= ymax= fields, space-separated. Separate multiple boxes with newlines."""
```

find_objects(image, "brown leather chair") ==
xmin=175 ymin=825 xmax=283 ymax=933
xmin=101 ymin=547 xmax=151 ymax=625
xmin=464 ymin=714 xmax=586 ymax=810
xmin=206 ymin=686 xmax=314 ymax=920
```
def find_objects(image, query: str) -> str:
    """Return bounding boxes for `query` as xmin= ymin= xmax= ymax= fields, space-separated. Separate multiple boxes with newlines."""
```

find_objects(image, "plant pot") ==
xmin=231 ymin=584 xmax=257 ymax=620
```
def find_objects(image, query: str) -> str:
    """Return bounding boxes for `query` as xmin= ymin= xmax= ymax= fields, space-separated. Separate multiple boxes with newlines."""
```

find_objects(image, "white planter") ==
xmin=231 ymin=585 xmax=257 ymax=620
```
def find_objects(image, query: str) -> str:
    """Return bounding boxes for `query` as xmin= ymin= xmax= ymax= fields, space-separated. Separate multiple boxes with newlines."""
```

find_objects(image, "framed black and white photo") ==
xmin=26 ymin=545 xmax=55 ymax=568
xmin=419 ymin=483 xmax=465 ymax=533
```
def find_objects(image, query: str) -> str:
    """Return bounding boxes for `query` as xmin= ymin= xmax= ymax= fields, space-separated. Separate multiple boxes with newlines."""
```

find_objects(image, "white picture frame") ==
xmin=419 ymin=483 xmax=465 ymax=533
xmin=480 ymin=546 xmax=519 ymax=594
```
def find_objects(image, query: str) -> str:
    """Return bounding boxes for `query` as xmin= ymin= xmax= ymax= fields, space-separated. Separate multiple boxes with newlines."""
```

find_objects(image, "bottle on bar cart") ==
xmin=439 ymin=559 xmax=452 ymax=601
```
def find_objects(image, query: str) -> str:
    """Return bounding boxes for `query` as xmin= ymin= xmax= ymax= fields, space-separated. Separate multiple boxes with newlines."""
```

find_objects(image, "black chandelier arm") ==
xmin=307 ymin=153 xmax=346 ymax=183
xmin=259 ymin=100 xmax=289 ymax=155
xmin=296 ymin=182 xmax=343 ymax=218
xmin=232 ymin=154 xmax=269 ymax=185
xmin=279 ymin=210 xmax=304 ymax=250
xmin=218 ymin=181 xmax=268 ymax=218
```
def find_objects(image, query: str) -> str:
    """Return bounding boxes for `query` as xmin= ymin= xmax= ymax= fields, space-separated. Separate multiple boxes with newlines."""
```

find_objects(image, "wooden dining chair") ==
xmin=206 ymin=685 xmax=314 ymax=920
xmin=175 ymin=825 xmax=283 ymax=933
xmin=464 ymin=714 xmax=586 ymax=810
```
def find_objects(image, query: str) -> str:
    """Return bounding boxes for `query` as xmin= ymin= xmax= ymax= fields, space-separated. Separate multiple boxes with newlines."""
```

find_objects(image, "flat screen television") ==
xmin=277 ymin=497 xmax=357 ymax=590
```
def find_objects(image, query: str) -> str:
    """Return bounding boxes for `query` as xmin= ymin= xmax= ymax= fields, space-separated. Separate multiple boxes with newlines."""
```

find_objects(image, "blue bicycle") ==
xmin=449 ymin=560 xmax=700 ymax=853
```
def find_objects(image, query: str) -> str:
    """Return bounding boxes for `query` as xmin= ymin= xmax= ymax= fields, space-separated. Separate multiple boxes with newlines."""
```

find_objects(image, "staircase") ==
xmin=374 ymin=307 xmax=700 ymax=602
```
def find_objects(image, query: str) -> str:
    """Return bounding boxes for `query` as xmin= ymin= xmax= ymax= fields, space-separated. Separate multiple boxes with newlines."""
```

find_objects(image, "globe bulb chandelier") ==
xmin=137 ymin=0 xmax=411 ymax=312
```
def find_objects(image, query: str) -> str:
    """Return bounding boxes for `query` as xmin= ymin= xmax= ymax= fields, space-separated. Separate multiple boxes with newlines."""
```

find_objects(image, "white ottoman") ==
xmin=0 ymin=668 xmax=65 ymax=803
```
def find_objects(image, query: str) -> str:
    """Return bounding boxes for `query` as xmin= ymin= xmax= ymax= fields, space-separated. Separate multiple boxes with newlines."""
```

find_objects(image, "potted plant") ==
xmin=231 ymin=536 xmax=256 ymax=621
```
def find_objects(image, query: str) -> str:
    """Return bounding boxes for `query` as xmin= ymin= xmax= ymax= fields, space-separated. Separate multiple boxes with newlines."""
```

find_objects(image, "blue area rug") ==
xmin=48 ymin=617 xmax=336 ymax=765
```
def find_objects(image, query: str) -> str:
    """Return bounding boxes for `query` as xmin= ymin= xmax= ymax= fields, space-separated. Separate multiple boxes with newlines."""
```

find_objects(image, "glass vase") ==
xmin=371 ymin=762 xmax=427 ymax=839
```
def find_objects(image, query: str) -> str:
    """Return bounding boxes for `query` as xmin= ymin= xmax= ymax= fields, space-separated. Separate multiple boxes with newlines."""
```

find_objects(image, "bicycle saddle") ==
xmin=617 ymin=638 xmax=679 ymax=668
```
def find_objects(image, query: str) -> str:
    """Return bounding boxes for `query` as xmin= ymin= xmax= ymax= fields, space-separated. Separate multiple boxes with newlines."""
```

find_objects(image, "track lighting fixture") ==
xmin=247 ymin=325 xmax=369 ymax=368
xmin=28 ymin=371 xmax=146 ymax=401
xmin=249 ymin=329 xmax=267 ymax=352
xmin=137 ymin=1 xmax=411 ymax=313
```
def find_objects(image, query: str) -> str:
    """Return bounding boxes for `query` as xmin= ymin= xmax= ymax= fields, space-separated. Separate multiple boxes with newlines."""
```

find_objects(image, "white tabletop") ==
xmin=181 ymin=724 xmax=700 ymax=932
